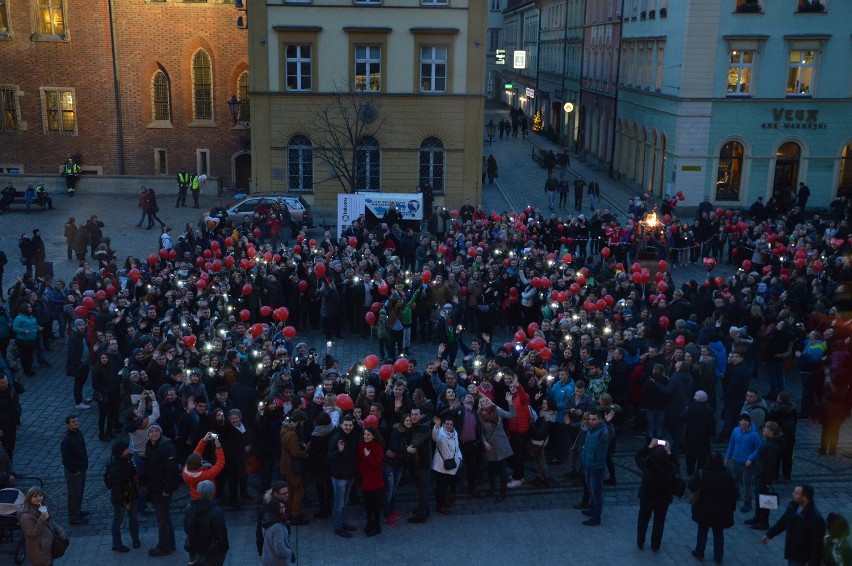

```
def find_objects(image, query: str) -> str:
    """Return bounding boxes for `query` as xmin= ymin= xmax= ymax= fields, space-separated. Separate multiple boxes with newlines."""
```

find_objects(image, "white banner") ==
xmin=360 ymin=193 xmax=423 ymax=221
xmin=337 ymin=193 xmax=365 ymax=239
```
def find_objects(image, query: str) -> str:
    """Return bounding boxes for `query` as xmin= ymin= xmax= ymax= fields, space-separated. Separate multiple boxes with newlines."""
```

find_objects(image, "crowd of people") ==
xmin=0 ymin=188 xmax=851 ymax=565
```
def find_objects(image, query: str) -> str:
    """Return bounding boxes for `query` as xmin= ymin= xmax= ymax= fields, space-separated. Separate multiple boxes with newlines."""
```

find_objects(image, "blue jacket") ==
xmin=548 ymin=378 xmax=575 ymax=421
xmin=725 ymin=425 xmax=762 ymax=464
xmin=581 ymin=422 xmax=613 ymax=470
xmin=709 ymin=341 xmax=728 ymax=379
xmin=12 ymin=314 xmax=39 ymax=342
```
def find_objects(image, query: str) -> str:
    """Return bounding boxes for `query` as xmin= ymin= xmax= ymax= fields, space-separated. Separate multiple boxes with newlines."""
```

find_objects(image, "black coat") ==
xmin=635 ymin=447 xmax=679 ymax=506
xmin=326 ymin=428 xmax=358 ymax=480
xmin=684 ymin=401 xmax=716 ymax=458
xmin=184 ymin=499 xmax=229 ymax=555
xmin=143 ymin=437 xmax=180 ymax=496
xmin=766 ymin=501 xmax=825 ymax=564
xmin=106 ymin=454 xmax=138 ymax=505
xmin=753 ymin=435 xmax=785 ymax=481
xmin=60 ymin=429 xmax=88 ymax=473
xmin=689 ymin=467 xmax=737 ymax=528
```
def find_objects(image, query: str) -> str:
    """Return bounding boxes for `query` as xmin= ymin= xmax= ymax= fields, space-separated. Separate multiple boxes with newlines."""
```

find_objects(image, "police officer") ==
xmin=62 ymin=158 xmax=81 ymax=197
xmin=190 ymin=170 xmax=201 ymax=209
xmin=35 ymin=184 xmax=53 ymax=210
xmin=176 ymin=169 xmax=191 ymax=208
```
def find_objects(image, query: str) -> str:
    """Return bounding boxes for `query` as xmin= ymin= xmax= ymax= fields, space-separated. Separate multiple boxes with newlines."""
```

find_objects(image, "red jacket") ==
xmin=182 ymin=439 xmax=225 ymax=499
xmin=356 ymin=440 xmax=384 ymax=492
xmin=507 ymin=387 xmax=531 ymax=434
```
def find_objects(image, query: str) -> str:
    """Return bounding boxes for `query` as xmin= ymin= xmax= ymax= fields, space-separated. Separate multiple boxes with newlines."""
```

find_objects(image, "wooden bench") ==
xmin=0 ymin=189 xmax=52 ymax=211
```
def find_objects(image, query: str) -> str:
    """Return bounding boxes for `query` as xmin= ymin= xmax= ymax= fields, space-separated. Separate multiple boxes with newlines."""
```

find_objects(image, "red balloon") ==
xmin=260 ymin=306 xmax=273 ymax=317
xmin=371 ymin=302 xmax=383 ymax=313
xmin=794 ymin=258 xmax=806 ymax=269
xmin=762 ymin=265 xmax=773 ymax=275
xmin=663 ymin=214 xmax=671 ymax=224
xmin=703 ymin=258 xmax=717 ymax=272
xmin=95 ymin=290 xmax=107 ymax=301
xmin=283 ymin=326 xmax=297 ymax=339
xmin=632 ymin=263 xmax=643 ymax=273
xmin=169 ymin=249 xmax=177 ymax=260
xmin=247 ymin=247 xmax=257 ymax=259
xmin=225 ymin=237 xmax=233 ymax=247
xmin=657 ymin=281 xmax=668 ymax=293
xmin=655 ymin=272 xmax=665 ymax=283
xmin=468 ymin=247 xmax=477 ymax=258
xmin=527 ymin=322 xmax=539 ymax=338
xmin=363 ymin=354 xmax=380 ymax=370
xmin=674 ymin=335 xmax=686 ymax=347
xmin=183 ymin=335 xmax=197 ymax=348
xmin=251 ymin=323 xmax=265 ymax=337
xmin=531 ymin=277 xmax=541 ymax=289
xmin=604 ymin=294 xmax=614 ymax=307
xmin=438 ymin=244 xmax=448 ymax=255
xmin=659 ymin=316 xmax=670 ymax=329
xmin=514 ymin=330 xmax=527 ymax=343
xmin=378 ymin=283 xmax=389 ymax=296
xmin=240 ymin=309 xmax=251 ymax=322
xmin=540 ymin=347 xmax=553 ymax=361
xmin=129 ymin=268 xmax=141 ymax=283
xmin=105 ymin=286 xmax=117 ymax=298
xmin=813 ymin=260 xmax=824 ymax=273
xmin=297 ymin=234 xmax=305 ymax=243
xmin=509 ymin=287 xmax=518 ymax=297
xmin=379 ymin=364 xmax=394 ymax=382
xmin=211 ymin=259 xmax=222 ymax=272
xmin=82 ymin=296 xmax=96 ymax=309
xmin=562 ymin=253 xmax=573 ymax=265
xmin=558 ymin=291 xmax=569 ymax=302
xmin=224 ymin=256 xmax=235 ymax=268
xmin=576 ymin=274 xmax=586 ymax=287
xmin=314 ymin=262 xmax=326 ymax=278
xmin=741 ymin=260 xmax=752 ymax=271
xmin=600 ymin=247 xmax=611 ymax=258
xmin=715 ymin=276 xmax=724 ymax=287
xmin=529 ymin=337 xmax=546 ymax=351
xmin=159 ymin=248 xmax=169 ymax=259
xmin=393 ymin=358 xmax=410 ymax=374
xmin=240 ymin=259 xmax=250 ymax=270
xmin=365 ymin=312 xmax=377 ymax=327
xmin=596 ymin=299 xmax=607 ymax=311
xmin=348 ymin=236 xmax=358 ymax=248
xmin=308 ymin=239 xmax=317 ymax=249
xmin=242 ymin=284 xmax=253 ymax=296
xmin=569 ymin=282 xmax=580 ymax=295
xmin=540 ymin=277 xmax=551 ymax=288
xmin=263 ymin=251 xmax=273 ymax=262
xmin=210 ymin=240 xmax=220 ymax=251
xmin=147 ymin=253 xmax=158 ymax=267
xmin=584 ymin=300 xmax=597 ymax=313
xmin=204 ymin=249 xmax=213 ymax=260
xmin=298 ymin=280 xmax=308 ymax=293
xmin=74 ymin=306 xmax=89 ymax=318
xmin=292 ymin=245 xmax=302 ymax=255
xmin=657 ymin=260 xmax=668 ymax=272
xmin=195 ymin=279 xmax=207 ymax=290
xmin=632 ymin=272 xmax=643 ymax=284
xmin=421 ymin=271 xmax=432 ymax=284
xmin=336 ymin=394 xmax=354 ymax=411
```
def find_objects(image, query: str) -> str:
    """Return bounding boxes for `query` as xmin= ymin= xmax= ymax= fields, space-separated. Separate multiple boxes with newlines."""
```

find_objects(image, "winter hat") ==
xmin=228 ymin=409 xmax=242 ymax=419
xmin=197 ymin=480 xmax=215 ymax=500
xmin=147 ymin=423 xmax=163 ymax=435
xmin=313 ymin=390 xmax=325 ymax=401
xmin=693 ymin=391 xmax=708 ymax=403
xmin=74 ymin=319 xmax=86 ymax=327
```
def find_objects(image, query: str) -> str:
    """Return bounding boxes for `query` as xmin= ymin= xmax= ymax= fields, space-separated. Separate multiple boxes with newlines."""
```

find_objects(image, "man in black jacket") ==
xmin=407 ymin=407 xmax=432 ymax=524
xmin=184 ymin=480 xmax=229 ymax=566
xmin=327 ymin=415 xmax=359 ymax=538
xmin=144 ymin=423 xmax=180 ymax=557
xmin=60 ymin=414 xmax=89 ymax=524
xmin=762 ymin=484 xmax=825 ymax=565
xmin=66 ymin=319 xmax=91 ymax=410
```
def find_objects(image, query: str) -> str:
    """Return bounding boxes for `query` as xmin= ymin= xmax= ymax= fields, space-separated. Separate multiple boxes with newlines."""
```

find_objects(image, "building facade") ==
xmin=0 ymin=0 xmax=250 ymax=190
xmin=248 ymin=0 xmax=487 ymax=209
xmin=486 ymin=0 xmax=506 ymax=101
xmin=501 ymin=1 xmax=538 ymax=117
xmin=613 ymin=0 xmax=851 ymax=207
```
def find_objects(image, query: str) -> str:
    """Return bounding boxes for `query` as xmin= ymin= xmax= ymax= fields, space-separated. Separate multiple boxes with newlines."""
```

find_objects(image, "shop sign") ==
xmin=496 ymin=49 xmax=506 ymax=65
xmin=761 ymin=108 xmax=828 ymax=130
xmin=525 ymin=87 xmax=535 ymax=99
xmin=513 ymin=50 xmax=526 ymax=69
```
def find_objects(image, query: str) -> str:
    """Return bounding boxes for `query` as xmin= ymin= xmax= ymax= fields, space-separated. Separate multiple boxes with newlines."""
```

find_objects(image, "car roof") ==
xmin=230 ymin=195 xmax=303 ymax=208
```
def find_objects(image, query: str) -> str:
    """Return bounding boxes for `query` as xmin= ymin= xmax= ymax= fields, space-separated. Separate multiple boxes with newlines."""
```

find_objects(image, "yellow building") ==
xmin=248 ymin=0 xmax=488 ymax=211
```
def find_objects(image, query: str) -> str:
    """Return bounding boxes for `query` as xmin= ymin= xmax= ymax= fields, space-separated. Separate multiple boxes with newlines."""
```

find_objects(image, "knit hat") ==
xmin=197 ymin=480 xmax=215 ymax=499
xmin=74 ymin=319 xmax=86 ymax=327
xmin=313 ymin=390 xmax=325 ymax=401
xmin=147 ymin=423 xmax=163 ymax=435
xmin=694 ymin=390 xmax=708 ymax=403
xmin=228 ymin=409 xmax=242 ymax=419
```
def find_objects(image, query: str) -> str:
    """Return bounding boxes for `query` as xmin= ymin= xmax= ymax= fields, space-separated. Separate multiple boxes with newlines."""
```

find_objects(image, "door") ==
xmin=234 ymin=153 xmax=251 ymax=193
xmin=773 ymin=142 xmax=800 ymax=209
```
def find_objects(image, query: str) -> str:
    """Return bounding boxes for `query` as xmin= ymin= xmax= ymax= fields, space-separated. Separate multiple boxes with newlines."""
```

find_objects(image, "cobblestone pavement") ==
xmin=1 ymin=170 xmax=851 ymax=566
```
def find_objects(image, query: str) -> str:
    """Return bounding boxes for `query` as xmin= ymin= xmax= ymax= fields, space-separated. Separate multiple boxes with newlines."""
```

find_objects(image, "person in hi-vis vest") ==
xmin=62 ymin=158 xmax=81 ymax=196
xmin=190 ymin=170 xmax=202 ymax=209
xmin=176 ymin=169 xmax=191 ymax=207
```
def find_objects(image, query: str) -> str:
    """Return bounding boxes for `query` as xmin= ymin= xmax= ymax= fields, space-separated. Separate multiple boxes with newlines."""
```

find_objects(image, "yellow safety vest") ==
xmin=191 ymin=175 xmax=199 ymax=190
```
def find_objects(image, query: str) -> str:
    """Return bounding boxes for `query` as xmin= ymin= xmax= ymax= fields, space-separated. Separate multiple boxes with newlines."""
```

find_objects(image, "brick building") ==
xmin=0 ymin=0 xmax=250 ymax=191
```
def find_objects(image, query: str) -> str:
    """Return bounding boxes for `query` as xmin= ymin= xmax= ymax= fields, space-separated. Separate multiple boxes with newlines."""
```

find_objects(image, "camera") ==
xmin=210 ymin=433 xmax=219 ymax=439
xmin=657 ymin=439 xmax=667 ymax=447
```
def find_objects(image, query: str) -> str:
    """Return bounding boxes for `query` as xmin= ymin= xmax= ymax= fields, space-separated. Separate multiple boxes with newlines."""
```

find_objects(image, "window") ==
xmin=489 ymin=29 xmax=500 ymax=51
xmin=196 ymin=149 xmax=210 ymax=176
xmin=286 ymin=44 xmax=312 ymax=91
xmin=0 ymin=0 xmax=10 ymax=37
xmin=787 ymin=50 xmax=815 ymax=96
xmin=152 ymin=71 xmax=171 ymax=122
xmin=355 ymin=0 xmax=381 ymax=4
xmin=237 ymin=71 xmax=250 ymax=122
xmin=41 ymin=88 xmax=76 ymax=134
xmin=643 ymin=43 xmax=652 ymax=89
xmin=37 ymin=0 xmax=65 ymax=37
xmin=287 ymin=135 xmax=313 ymax=192
xmin=797 ymin=1 xmax=826 ymax=13
xmin=1 ymin=85 xmax=19 ymax=132
xmin=155 ymin=149 xmax=168 ymax=175
xmin=490 ymin=0 xmax=501 ymax=10
xmin=355 ymin=136 xmax=380 ymax=192
xmin=420 ymin=46 xmax=447 ymax=93
xmin=192 ymin=50 xmax=213 ymax=120
xmin=355 ymin=46 xmax=381 ymax=92
xmin=419 ymin=137 xmax=445 ymax=194
xmin=422 ymin=0 xmax=448 ymax=5
xmin=726 ymin=50 xmax=753 ymax=95
xmin=716 ymin=140 xmax=744 ymax=201
xmin=655 ymin=44 xmax=664 ymax=90
xmin=838 ymin=143 xmax=852 ymax=198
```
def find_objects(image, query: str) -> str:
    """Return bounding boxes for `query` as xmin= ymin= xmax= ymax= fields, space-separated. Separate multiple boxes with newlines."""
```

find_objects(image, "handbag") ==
xmin=759 ymin=487 xmax=779 ymax=510
xmin=438 ymin=438 xmax=457 ymax=471
xmin=49 ymin=523 xmax=70 ymax=559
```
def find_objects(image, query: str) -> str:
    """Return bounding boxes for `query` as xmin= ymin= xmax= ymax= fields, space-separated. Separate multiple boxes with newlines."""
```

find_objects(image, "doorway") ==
xmin=773 ymin=142 xmax=800 ymax=209
xmin=234 ymin=153 xmax=251 ymax=193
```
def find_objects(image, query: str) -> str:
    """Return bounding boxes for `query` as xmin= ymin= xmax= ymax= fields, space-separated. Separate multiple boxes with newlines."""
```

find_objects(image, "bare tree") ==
xmin=310 ymin=82 xmax=387 ymax=193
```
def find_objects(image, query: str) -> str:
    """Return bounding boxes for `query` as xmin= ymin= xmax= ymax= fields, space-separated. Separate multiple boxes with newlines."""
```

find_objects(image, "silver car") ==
xmin=208 ymin=194 xmax=312 ymax=227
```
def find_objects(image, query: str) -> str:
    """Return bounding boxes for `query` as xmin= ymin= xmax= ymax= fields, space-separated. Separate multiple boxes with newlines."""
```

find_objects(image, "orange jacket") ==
xmin=182 ymin=439 xmax=225 ymax=499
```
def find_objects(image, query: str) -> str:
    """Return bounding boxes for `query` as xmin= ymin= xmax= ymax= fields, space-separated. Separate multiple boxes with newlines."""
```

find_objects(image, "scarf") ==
xmin=479 ymin=404 xmax=497 ymax=424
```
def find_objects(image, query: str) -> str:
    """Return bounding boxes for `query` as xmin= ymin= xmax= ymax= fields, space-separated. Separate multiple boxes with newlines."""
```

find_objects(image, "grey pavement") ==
xmin=1 ymin=164 xmax=851 ymax=566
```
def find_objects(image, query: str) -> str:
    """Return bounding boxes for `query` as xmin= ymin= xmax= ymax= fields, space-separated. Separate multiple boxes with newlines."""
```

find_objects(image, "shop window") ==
xmin=726 ymin=50 xmax=753 ymax=96
xmin=716 ymin=140 xmax=744 ymax=201
xmin=786 ymin=50 xmax=815 ymax=96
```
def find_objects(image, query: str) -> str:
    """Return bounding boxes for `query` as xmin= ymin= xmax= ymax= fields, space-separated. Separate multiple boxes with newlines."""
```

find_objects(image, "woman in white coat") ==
xmin=432 ymin=414 xmax=462 ymax=515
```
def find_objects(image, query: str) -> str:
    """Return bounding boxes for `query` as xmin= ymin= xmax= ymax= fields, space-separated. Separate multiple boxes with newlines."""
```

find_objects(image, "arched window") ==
xmin=237 ymin=71 xmax=249 ymax=123
xmin=287 ymin=135 xmax=313 ymax=192
xmin=192 ymin=49 xmax=213 ymax=120
xmin=355 ymin=136 xmax=380 ymax=192
xmin=716 ymin=140 xmax=744 ymax=201
xmin=839 ymin=143 xmax=852 ymax=198
xmin=419 ymin=137 xmax=445 ymax=194
xmin=152 ymin=70 xmax=171 ymax=122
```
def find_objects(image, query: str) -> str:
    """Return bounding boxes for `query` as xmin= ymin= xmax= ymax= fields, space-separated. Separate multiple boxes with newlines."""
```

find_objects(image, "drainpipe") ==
xmin=607 ymin=0 xmax=626 ymax=180
xmin=107 ymin=0 xmax=125 ymax=174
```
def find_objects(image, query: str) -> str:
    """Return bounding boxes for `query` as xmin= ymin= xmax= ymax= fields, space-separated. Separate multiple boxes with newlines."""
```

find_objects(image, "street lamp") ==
xmin=485 ymin=119 xmax=496 ymax=145
xmin=227 ymin=95 xmax=250 ymax=129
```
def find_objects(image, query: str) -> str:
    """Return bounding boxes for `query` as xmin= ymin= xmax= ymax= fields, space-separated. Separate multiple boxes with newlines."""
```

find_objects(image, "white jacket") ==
xmin=431 ymin=426 xmax=462 ymax=475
